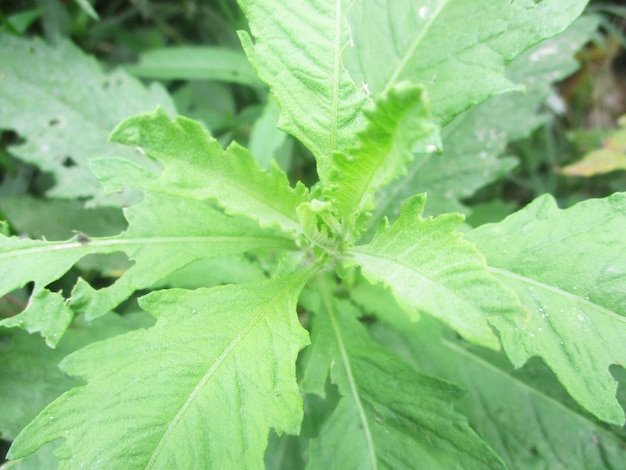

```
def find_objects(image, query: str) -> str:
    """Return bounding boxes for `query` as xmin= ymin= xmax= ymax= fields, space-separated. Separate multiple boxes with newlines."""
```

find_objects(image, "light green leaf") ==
xmin=344 ymin=0 xmax=588 ymax=126
xmin=0 ymin=192 xmax=294 ymax=345
xmin=371 ymin=15 xmax=598 ymax=222
xmin=237 ymin=0 xmax=368 ymax=185
xmin=349 ymin=194 xmax=524 ymax=349
xmin=8 ymin=274 xmax=311 ymax=468
xmin=0 ymin=312 xmax=153 ymax=440
xmin=325 ymin=83 xmax=436 ymax=229
xmin=127 ymin=46 xmax=262 ymax=87
xmin=0 ymin=33 xmax=175 ymax=204
xmin=101 ymin=108 xmax=309 ymax=235
xmin=467 ymin=192 xmax=626 ymax=425
xmin=301 ymin=289 xmax=505 ymax=469
xmin=369 ymin=316 xmax=626 ymax=470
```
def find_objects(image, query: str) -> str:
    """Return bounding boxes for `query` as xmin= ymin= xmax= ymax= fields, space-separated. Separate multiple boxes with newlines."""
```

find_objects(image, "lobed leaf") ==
xmin=301 ymin=290 xmax=505 ymax=469
xmin=8 ymin=274 xmax=311 ymax=469
xmin=467 ymin=192 xmax=626 ymax=425
xmin=325 ymin=83 xmax=436 ymax=231
xmin=344 ymin=0 xmax=589 ymax=126
xmin=237 ymin=0 xmax=368 ymax=185
xmin=0 ymin=33 xmax=175 ymax=204
xmin=102 ymin=108 xmax=309 ymax=236
xmin=349 ymin=194 xmax=524 ymax=349
xmin=0 ymin=192 xmax=294 ymax=345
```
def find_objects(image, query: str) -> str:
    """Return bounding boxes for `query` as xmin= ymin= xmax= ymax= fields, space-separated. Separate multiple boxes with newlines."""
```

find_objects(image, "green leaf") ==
xmin=349 ymin=194 xmax=524 ymax=349
xmin=467 ymin=193 xmax=626 ymax=425
xmin=325 ymin=83 xmax=436 ymax=229
xmin=102 ymin=108 xmax=309 ymax=236
xmin=301 ymin=289 xmax=505 ymax=469
xmin=370 ymin=15 xmax=599 ymax=222
xmin=237 ymin=0 xmax=368 ymax=185
xmin=0 ymin=33 xmax=175 ymax=204
xmin=369 ymin=316 xmax=626 ymax=470
xmin=344 ymin=0 xmax=589 ymax=126
xmin=127 ymin=46 xmax=262 ymax=87
xmin=0 ymin=312 xmax=153 ymax=440
xmin=0 ymin=192 xmax=294 ymax=345
xmin=0 ymin=196 xmax=126 ymax=241
xmin=8 ymin=274 xmax=311 ymax=468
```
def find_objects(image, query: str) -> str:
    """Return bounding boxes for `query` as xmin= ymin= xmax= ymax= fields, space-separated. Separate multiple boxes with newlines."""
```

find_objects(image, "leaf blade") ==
xmin=345 ymin=0 xmax=589 ymax=126
xmin=301 ymin=290 xmax=506 ymax=469
xmin=467 ymin=192 xmax=626 ymax=425
xmin=8 ymin=274 xmax=311 ymax=468
xmin=105 ymin=108 xmax=308 ymax=235
xmin=237 ymin=0 xmax=367 ymax=184
xmin=0 ymin=192 xmax=293 ymax=343
xmin=0 ymin=33 xmax=175 ymax=203
xmin=349 ymin=194 xmax=524 ymax=349
xmin=326 ymin=83 xmax=436 ymax=228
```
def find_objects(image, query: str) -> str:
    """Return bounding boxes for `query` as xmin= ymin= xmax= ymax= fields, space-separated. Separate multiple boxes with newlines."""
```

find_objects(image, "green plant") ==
xmin=1 ymin=1 xmax=625 ymax=468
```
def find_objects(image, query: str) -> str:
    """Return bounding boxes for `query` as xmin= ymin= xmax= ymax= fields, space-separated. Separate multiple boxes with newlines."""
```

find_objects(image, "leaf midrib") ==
xmin=488 ymin=267 xmax=625 ymax=323
xmin=441 ymin=337 xmax=621 ymax=438
xmin=382 ymin=0 xmax=451 ymax=94
xmin=329 ymin=0 xmax=343 ymax=156
xmin=145 ymin=286 xmax=287 ymax=468
xmin=319 ymin=281 xmax=378 ymax=469
xmin=0 ymin=236 xmax=295 ymax=260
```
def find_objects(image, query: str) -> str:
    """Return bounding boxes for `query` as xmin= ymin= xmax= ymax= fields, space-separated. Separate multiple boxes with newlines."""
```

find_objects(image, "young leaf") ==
xmin=0 ymin=33 xmax=175 ymax=204
xmin=237 ymin=0 xmax=368 ymax=184
xmin=467 ymin=192 xmax=626 ymax=425
xmin=0 ymin=192 xmax=294 ymax=345
xmin=301 ymin=290 xmax=505 ymax=469
xmin=344 ymin=0 xmax=589 ymax=126
xmin=349 ymin=194 xmax=524 ymax=349
xmin=8 ymin=274 xmax=311 ymax=468
xmin=325 ymin=83 xmax=436 ymax=228
xmin=102 ymin=108 xmax=309 ymax=236
xmin=369 ymin=317 xmax=626 ymax=469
